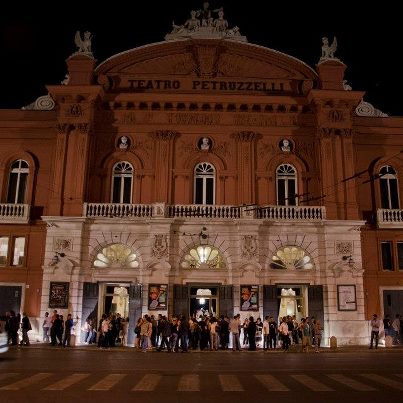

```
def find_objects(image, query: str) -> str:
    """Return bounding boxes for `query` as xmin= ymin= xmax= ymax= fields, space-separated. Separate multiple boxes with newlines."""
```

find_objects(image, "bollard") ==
xmin=330 ymin=336 xmax=337 ymax=349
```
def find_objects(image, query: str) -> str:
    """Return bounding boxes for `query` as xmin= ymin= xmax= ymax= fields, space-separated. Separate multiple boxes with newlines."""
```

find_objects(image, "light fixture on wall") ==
xmin=342 ymin=255 xmax=354 ymax=267
xmin=50 ymin=252 xmax=65 ymax=265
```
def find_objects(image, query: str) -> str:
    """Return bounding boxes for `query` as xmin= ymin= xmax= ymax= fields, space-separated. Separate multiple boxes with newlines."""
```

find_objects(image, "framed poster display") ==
xmin=49 ymin=282 xmax=69 ymax=309
xmin=240 ymin=285 xmax=259 ymax=311
xmin=337 ymin=285 xmax=357 ymax=311
xmin=148 ymin=284 xmax=168 ymax=310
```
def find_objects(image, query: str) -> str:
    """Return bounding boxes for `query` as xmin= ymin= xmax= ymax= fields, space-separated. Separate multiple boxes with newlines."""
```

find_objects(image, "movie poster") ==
xmin=240 ymin=285 xmax=258 ymax=311
xmin=148 ymin=284 xmax=168 ymax=310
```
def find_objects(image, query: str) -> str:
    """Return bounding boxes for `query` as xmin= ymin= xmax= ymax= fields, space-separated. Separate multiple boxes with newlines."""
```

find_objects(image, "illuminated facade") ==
xmin=1 ymin=9 xmax=402 ymax=346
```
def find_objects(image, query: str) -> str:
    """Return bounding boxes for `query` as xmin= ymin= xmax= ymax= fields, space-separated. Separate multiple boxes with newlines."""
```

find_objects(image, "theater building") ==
xmin=1 ymin=8 xmax=402 ymax=346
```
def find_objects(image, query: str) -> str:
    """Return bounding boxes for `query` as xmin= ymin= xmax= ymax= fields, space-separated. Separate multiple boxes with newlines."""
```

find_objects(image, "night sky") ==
xmin=1 ymin=1 xmax=401 ymax=115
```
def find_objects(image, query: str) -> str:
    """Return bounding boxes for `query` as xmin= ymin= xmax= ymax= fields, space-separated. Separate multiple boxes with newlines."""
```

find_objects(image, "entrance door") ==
xmin=0 ymin=285 xmax=21 ymax=315
xmin=189 ymin=286 xmax=218 ymax=318
xmin=277 ymin=285 xmax=306 ymax=322
xmin=102 ymin=284 xmax=129 ymax=318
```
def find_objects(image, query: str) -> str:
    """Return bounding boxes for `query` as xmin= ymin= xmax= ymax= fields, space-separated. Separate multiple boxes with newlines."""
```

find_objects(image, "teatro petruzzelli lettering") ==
xmin=126 ymin=79 xmax=284 ymax=92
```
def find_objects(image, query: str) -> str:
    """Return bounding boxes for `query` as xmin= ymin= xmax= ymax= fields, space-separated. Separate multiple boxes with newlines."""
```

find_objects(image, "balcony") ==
xmin=0 ymin=204 xmax=31 ymax=224
xmin=377 ymin=208 xmax=403 ymax=228
xmin=84 ymin=203 xmax=326 ymax=222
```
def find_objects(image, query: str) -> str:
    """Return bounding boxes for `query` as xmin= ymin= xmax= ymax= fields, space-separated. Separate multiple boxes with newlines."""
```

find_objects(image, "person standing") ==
xmin=42 ymin=312 xmax=51 ymax=343
xmin=63 ymin=314 xmax=74 ymax=347
xmin=21 ymin=313 xmax=31 ymax=346
xmin=247 ymin=317 xmax=257 ymax=351
xmin=229 ymin=315 xmax=241 ymax=351
xmin=369 ymin=313 xmax=381 ymax=349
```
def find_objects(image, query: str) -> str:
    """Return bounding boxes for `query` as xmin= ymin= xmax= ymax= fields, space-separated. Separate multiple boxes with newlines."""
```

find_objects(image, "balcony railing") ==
xmin=257 ymin=205 xmax=326 ymax=221
xmin=377 ymin=208 xmax=403 ymax=228
xmin=84 ymin=203 xmax=326 ymax=222
xmin=0 ymin=204 xmax=30 ymax=224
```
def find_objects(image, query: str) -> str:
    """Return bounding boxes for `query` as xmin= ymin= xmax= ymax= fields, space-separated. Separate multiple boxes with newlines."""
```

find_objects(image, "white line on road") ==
xmin=177 ymin=374 xmax=200 ymax=391
xmin=132 ymin=374 xmax=162 ymax=391
xmin=0 ymin=373 xmax=52 ymax=390
xmin=88 ymin=374 xmax=126 ymax=391
xmin=291 ymin=374 xmax=334 ymax=391
xmin=254 ymin=374 xmax=289 ymax=391
xmin=43 ymin=373 xmax=90 ymax=390
xmin=219 ymin=374 xmax=244 ymax=391
xmin=327 ymin=374 xmax=377 ymax=391
xmin=360 ymin=374 xmax=403 ymax=391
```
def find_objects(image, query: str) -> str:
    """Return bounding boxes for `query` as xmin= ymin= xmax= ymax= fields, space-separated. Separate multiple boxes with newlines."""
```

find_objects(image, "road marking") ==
xmin=255 ymin=374 xmax=289 ymax=391
xmin=0 ymin=373 xmax=52 ymax=390
xmin=88 ymin=374 xmax=126 ymax=391
xmin=219 ymin=374 xmax=244 ymax=391
xmin=178 ymin=374 xmax=200 ymax=391
xmin=327 ymin=374 xmax=377 ymax=391
xmin=291 ymin=374 xmax=334 ymax=391
xmin=0 ymin=373 xmax=18 ymax=381
xmin=132 ymin=374 xmax=161 ymax=391
xmin=43 ymin=373 xmax=90 ymax=390
xmin=360 ymin=374 xmax=403 ymax=390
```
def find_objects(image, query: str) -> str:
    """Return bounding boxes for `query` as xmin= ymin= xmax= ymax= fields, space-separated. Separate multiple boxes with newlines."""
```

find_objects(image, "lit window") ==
xmin=181 ymin=245 xmax=224 ymax=269
xmin=276 ymin=164 xmax=297 ymax=206
xmin=94 ymin=244 xmax=139 ymax=268
xmin=111 ymin=162 xmax=133 ymax=203
xmin=7 ymin=160 xmax=29 ymax=204
xmin=380 ymin=166 xmax=399 ymax=209
xmin=0 ymin=236 xmax=26 ymax=267
xmin=271 ymin=246 xmax=313 ymax=270
xmin=194 ymin=162 xmax=215 ymax=205
xmin=0 ymin=237 xmax=9 ymax=266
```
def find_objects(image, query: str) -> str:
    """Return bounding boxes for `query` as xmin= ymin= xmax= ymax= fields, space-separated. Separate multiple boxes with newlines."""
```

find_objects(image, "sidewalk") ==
xmin=18 ymin=342 xmax=403 ymax=353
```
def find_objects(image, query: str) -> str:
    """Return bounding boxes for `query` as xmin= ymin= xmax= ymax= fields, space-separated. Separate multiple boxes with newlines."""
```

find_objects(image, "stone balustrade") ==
xmin=83 ymin=203 xmax=326 ymax=221
xmin=377 ymin=208 xmax=403 ymax=228
xmin=0 ymin=204 xmax=31 ymax=224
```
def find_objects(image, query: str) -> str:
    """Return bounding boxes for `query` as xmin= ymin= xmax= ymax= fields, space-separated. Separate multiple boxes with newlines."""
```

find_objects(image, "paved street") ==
xmin=0 ymin=346 xmax=402 ymax=403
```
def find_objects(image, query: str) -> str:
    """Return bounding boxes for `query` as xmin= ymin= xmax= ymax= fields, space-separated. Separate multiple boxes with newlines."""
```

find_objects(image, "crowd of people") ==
xmin=130 ymin=314 xmax=324 ymax=353
xmin=2 ymin=310 xmax=401 ymax=351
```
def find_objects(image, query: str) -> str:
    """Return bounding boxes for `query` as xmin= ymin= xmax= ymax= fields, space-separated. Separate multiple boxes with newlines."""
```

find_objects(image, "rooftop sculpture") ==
xmin=73 ymin=31 xmax=94 ymax=57
xmin=165 ymin=3 xmax=247 ymax=42
xmin=319 ymin=36 xmax=340 ymax=63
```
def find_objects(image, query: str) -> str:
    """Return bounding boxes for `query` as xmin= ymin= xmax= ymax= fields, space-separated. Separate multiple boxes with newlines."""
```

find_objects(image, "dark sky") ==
xmin=1 ymin=1 xmax=402 ymax=115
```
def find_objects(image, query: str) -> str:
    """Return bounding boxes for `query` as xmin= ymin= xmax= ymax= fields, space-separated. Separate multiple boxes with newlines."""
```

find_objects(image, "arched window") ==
xmin=94 ymin=244 xmax=139 ymax=268
xmin=276 ymin=164 xmax=297 ymax=206
xmin=194 ymin=162 xmax=215 ymax=205
xmin=380 ymin=165 xmax=399 ymax=209
xmin=271 ymin=246 xmax=313 ymax=270
xmin=7 ymin=160 xmax=29 ymax=204
xmin=181 ymin=245 xmax=224 ymax=269
xmin=111 ymin=162 xmax=133 ymax=203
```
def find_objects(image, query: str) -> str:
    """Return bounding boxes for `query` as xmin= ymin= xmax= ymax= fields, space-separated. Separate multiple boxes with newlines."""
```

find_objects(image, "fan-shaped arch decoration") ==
xmin=271 ymin=246 xmax=313 ymax=270
xmin=181 ymin=245 xmax=224 ymax=269
xmin=94 ymin=244 xmax=139 ymax=268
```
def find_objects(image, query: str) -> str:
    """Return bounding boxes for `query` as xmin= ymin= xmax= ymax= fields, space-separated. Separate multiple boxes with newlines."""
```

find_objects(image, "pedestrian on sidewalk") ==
xmin=42 ymin=312 xmax=51 ymax=343
xmin=369 ymin=313 xmax=381 ymax=349
xmin=21 ymin=312 xmax=31 ymax=346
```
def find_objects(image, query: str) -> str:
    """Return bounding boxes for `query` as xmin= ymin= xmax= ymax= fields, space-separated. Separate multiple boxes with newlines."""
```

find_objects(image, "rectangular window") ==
xmin=390 ymin=180 xmax=399 ymax=209
xmin=288 ymin=180 xmax=296 ymax=206
xmin=381 ymin=241 xmax=394 ymax=271
xmin=123 ymin=177 xmax=132 ymax=203
xmin=206 ymin=178 xmax=214 ymax=205
xmin=0 ymin=237 xmax=9 ymax=266
xmin=277 ymin=179 xmax=286 ymax=205
xmin=195 ymin=177 xmax=203 ymax=204
xmin=380 ymin=180 xmax=389 ymax=208
xmin=397 ymin=242 xmax=403 ymax=270
xmin=12 ymin=237 xmax=25 ymax=266
xmin=0 ymin=236 xmax=26 ymax=267
xmin=112 ymin=177 xmax=122 ymax=203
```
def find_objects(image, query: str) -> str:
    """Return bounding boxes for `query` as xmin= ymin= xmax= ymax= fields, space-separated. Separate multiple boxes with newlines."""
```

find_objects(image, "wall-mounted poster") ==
xmin=337 ymin=285 xmax=357 ymax=311
xmin=240 ymin=285 xmax=259 ymax=311
xmin=148 ymin=284 xmax=168 ymax=310
xmin=49 ymin=282 xmax=69 ymax=309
